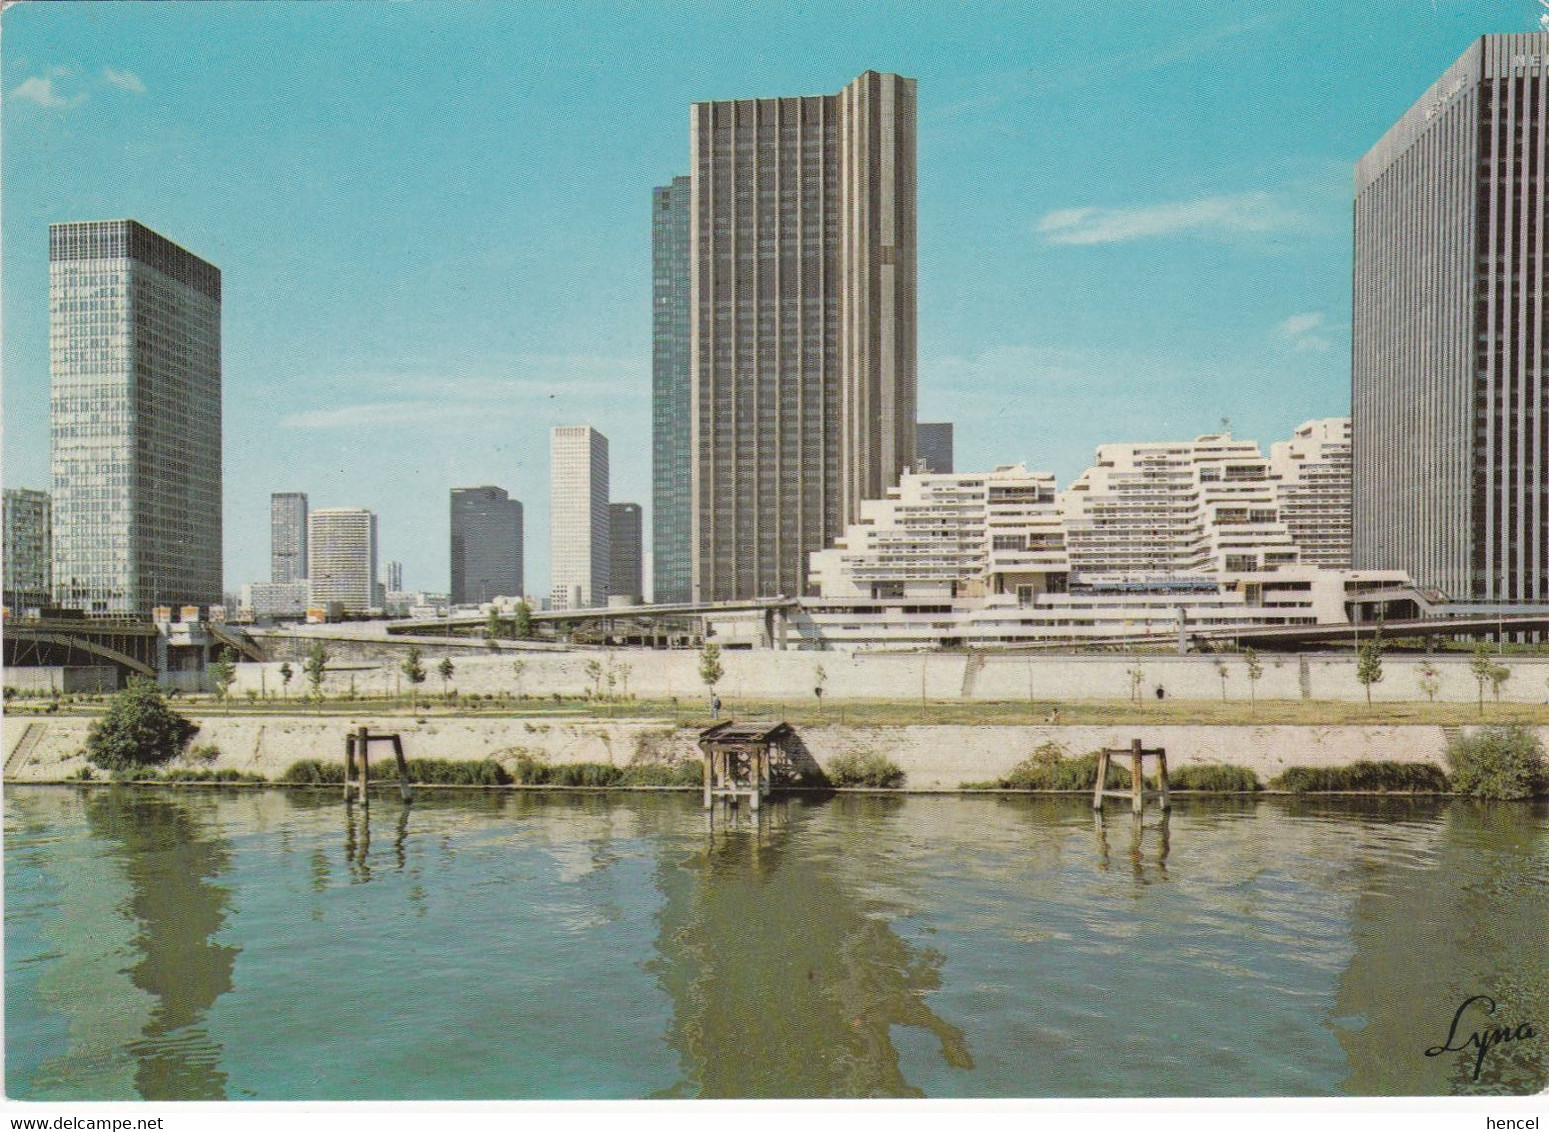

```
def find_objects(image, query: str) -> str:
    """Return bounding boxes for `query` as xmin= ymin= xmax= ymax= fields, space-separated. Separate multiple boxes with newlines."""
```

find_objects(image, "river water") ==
xmin=5 ymin=786 xmax=1546 ymax=1100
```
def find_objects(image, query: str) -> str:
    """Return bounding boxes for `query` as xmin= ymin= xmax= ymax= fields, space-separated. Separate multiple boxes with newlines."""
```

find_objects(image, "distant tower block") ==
xmin=915 ymin=422 xmax=954 ymax=474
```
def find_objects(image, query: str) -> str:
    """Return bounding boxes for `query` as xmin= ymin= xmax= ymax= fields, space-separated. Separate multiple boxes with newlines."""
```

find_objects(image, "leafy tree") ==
xmin=278 ymin=661 xmax=294 ymax=699
xmin=1355 ymin=629 xmax=1384 ymax=706
xmin=1489 ymin=659 xmax=1512 ymax=704
xmin=485 ymin=607 xmax=502 ymax=642
xmin=1215 ymin=661 xmax=1230 ymax=703
xmin=1243 ymin=648 xmax=1263 ymax=712
xmin=699 ymin=641 xmax=723 ymax=696
xmin=209 ymin=648 xmax=238 ymax=702
xmin=512 ymin=658 xmax=527 ymax=699
xmin=1417 ymin=661 xmax=1440 ymax=704
xmin=1445 ymin=724 xmax=1547 ymax=799
xmin=583 ymin=659 xmax=603 ymax=699
xmin=303 ymin=641 xmax=329 ymax=707
xmin=438 ymin=656 xmax=456 ymax=700
xmin=513 ymin=601 xmax=534 ymax=640
xmin=616 ymin=661 xmax=631 ymax=700
xmin=86 ymin=678 xmax=198 ymax=772
xmin=814 ymin=663 xmax=828 ymax=716
xmin=402 ymin=645 xmax=427 ymax=710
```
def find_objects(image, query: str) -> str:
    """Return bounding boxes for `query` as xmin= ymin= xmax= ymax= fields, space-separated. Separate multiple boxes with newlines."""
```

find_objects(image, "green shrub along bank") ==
xmin=824 ymin=751 xmax=907 ymax=789
xmin=1164 ymin=763 xmax=1262 ymax=792
xmin=83 ymin=766 xmax=269 ymax=784
xmin=1267 ymin=761 xmax=1451 ymax=793
xmin=963 ymin=742 xmax=1261 ymax=792
xmin=278 ymin=756 xmax=705 ymax=788
xmin=1444 ymin=725 xmax=1548 ymax=800
xmin=85 ymin=679 xmax=198 ymax=772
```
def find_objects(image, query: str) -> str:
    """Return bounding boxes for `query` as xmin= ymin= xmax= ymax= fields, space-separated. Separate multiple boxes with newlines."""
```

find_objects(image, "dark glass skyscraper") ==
xmin=49 ymin=220 xmax=222 ymax=614
xmin=450 ymin=486 xmax=523 ymax=604
xmin=689 ymin=71 xmax=917 ymax=601
xmin=915 ymin=422 xmax=954 ymax=474
xmin=609 ymin=502 xmax=643 ymax=603
xmin=652 ymin=176 xmax=693 ymax=605
xmin=1353 ymin=34 xmax=1547 ymax=602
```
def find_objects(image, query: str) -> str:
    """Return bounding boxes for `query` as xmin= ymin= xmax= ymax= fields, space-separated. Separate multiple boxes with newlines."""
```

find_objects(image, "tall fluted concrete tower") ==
xmin=689 ymin=70 xmax=917 ymax=600
xmin=1353 ymin=34 xmax=1548 ymax=603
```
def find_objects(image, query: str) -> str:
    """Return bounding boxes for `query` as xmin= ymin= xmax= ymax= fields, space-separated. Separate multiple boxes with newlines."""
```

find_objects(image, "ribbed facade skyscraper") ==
xmin=689 ymin=70 xmax=917 ymax=600
xmin=1352 ymin=34 xmax=1547 ymax=602
xmin=652 ymin=176 xmax=693 ymax=605
xmin=49 ymin=220 xmax=222 ymax=614
xmin=271 ymin=492 xmax=308 ymax=583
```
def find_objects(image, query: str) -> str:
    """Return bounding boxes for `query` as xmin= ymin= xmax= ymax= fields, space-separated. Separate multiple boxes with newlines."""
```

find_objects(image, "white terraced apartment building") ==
xmin=795 ymin=419 xmax=1403 ymax=649
xmin=1268 ymin=417 xmax=1351 ymax=569
xmin=1061 ymin=432 xmax=1299 ymax=578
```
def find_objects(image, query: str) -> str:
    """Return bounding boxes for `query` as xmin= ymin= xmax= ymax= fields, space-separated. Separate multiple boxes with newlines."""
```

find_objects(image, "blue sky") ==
xmin=3 ymin=1 xmax=1539 ymax=598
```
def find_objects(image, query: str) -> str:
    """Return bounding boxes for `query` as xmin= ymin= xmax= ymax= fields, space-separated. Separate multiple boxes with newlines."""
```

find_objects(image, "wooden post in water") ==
xmin=356 ymin=725 xmax=370 ymax=804
xmin=1130 ymin=738 xmax=1144 ymax=815
xmin=1092 ymin=747 xmax=1110 ymax=810
xmin=344 ymin=732 xmax=358 ymax=803
xmin=702 ymin=746 xmax=713 ymax=810
xmin=391 ymin=733 xmax=412 ymax=803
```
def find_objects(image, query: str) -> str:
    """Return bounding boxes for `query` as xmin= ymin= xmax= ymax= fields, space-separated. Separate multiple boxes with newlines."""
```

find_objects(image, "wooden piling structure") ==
xmin=698 ymin=720 xmax=791 ymax=809
xmin=342 ymin=729 xmax=413 ymax=803
xmin=1093 ymin=738 xmax=1171 ymax=814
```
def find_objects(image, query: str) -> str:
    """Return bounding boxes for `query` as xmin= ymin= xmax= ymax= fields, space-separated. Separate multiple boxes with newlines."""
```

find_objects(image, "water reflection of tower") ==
xmin=81 ymin=789 xmax=240 ymax=1101
xmin=649 ymin=796 xmax=972 ymax=1098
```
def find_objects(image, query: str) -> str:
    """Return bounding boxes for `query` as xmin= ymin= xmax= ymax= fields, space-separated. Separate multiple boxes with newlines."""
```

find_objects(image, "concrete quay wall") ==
xmin=219 ymin=648 xmax=1549 ymax=706
xmin=8 ymin=714 xmax=1547 ymax=791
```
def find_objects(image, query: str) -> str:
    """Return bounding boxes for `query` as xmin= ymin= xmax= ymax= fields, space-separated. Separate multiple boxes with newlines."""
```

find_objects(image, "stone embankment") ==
xmin=8 ymin=714 xmax=1547 ymax=790
xmin=220 ymin=648 xmax=1549 ymax=705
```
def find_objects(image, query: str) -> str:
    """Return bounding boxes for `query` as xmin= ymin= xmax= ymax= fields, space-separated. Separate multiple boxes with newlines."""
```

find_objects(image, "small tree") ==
xmin=1355 ymin=630 xmax=1384 ymax=706
xmin=1489 ymin=660 xmax=1512 ymax=704
xmin=1126 ymin=665 xmax=1145 ymax=707
xmin=1417 ymin=661 xmax=1440 ymax=704
xmin=1243 ymin=648 xmax=1263 ymax=712
xmin=86 ymin=678 xmax=198 ymax=772
xmin=1470 ymin=643 xmax=1494 ymax=715
xmin=512 ymin=658 xmax=527 ymax=700
xmin=583 ymin=659 xmax=603 ymax=699
xmin=438 ymin=657 xmax=456 ymax=700
xmin=1215 ymin=661 xmax=1230 ymax=703
xmin=278 ymin=661 xmax=294 ymax=699
xmin=616 ymin=661 xmax=632 ymax=700
xmin=513 ymin=601 xmax=534 ymax=640
xmin=402 ymin=645 xmax=427 ymax=711
xmin=814 ymin=662 xmax=828 ymax=717
xmin=209 ymin=648 xmax=238 ymax=702
xmin=699 ymin=640 xmax=723 ymax=706
xmin=303 ymin=641 xmax=329 ymax=708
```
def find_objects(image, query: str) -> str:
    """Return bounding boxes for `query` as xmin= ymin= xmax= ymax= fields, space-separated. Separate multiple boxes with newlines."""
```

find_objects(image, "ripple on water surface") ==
xmin=5 ymin=787 xmax=1546 ymax=1099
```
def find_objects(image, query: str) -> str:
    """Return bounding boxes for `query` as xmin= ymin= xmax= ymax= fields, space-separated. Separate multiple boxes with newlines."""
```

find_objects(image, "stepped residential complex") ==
xmin=48 ymin=220 xmax=222 ymax=614
xmin=1352 ymin=33 xmax=1547 ymax=604
xmin=798 ymin=420 xmax=1405 ymax=649
xmin=680 ymin=70 xmax=917 ymax=601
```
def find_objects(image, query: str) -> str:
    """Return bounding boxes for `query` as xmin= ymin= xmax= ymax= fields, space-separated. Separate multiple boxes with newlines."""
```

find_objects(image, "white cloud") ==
xmin=1274 ymin=312 xmax=1332 ymax=352
xmin=278 ymin=356 xmax=648 ymax=430
xmin=9 ymin=76 xmax=87 ymax=109
xmin=101 ymin=67 xmax=146 ymax=94
xmin=1035 ymin=192 xmax=1302 ymax=246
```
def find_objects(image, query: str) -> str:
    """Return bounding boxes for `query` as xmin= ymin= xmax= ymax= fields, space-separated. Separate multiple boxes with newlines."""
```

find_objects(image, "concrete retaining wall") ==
xmin=8 ymin=713 xmax=1546 ymax=791
xmin=216 ymin=648 xmax=1549 ymax=706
